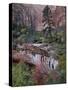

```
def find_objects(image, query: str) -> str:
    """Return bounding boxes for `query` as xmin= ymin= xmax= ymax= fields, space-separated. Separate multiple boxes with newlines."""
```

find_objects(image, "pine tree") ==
xmin=42 ymin=6 xmax=55 ymax=41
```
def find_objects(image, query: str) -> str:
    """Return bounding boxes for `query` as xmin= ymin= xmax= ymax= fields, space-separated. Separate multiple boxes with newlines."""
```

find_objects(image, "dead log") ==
xmin=17 ymin=44 xmax=49 ymax=57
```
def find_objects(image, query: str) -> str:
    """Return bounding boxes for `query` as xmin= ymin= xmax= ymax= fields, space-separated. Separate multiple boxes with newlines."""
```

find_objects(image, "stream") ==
xmin=20 ymin=44 xmax=59 ymax=73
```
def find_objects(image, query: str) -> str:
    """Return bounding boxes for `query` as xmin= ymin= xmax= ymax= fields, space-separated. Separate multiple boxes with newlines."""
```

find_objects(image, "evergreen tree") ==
xmin=42 ymin=6 xmax=55 ymax=41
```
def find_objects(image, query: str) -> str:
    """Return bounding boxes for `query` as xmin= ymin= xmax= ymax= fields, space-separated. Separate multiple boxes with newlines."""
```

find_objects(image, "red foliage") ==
xmin=33 ymin=64 xmax=48 ymax=85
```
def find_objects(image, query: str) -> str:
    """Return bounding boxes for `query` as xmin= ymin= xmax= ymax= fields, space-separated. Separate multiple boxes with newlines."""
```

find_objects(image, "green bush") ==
xmin=12 ymin=63 xmax=35 ymax=86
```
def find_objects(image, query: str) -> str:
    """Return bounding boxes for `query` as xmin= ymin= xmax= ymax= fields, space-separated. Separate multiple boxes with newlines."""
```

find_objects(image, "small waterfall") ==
xmin=27 ymin=44 xmax=58 ymax=73
xmin=46 ymin=56 xmax=58 ymax=70
xmin=18 ymin=44 xmax=59 ymax=73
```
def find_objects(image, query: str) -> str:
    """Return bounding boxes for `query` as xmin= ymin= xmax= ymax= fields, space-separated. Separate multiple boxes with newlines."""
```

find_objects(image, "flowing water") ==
xmin=23 ymin=44 xmax=59 ymax=74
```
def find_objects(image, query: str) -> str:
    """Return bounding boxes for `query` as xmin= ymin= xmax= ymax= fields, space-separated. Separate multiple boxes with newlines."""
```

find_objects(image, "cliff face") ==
xmin=12 ymin=4 xmax=66 ymax=31
xmin=52 ymin=6 xmax=66 ymax=28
